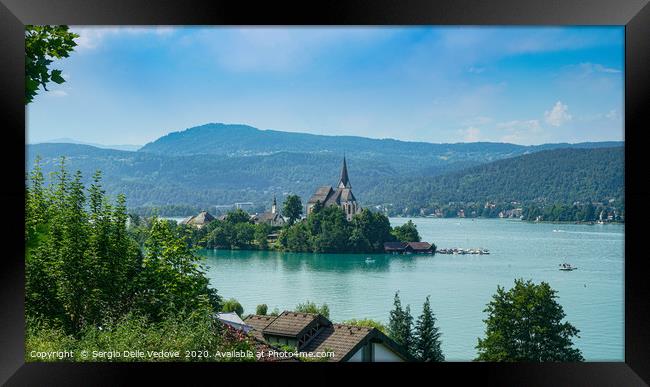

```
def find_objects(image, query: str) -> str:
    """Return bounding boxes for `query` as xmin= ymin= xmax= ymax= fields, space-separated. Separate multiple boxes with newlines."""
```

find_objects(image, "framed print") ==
xmin=1 ymin=0 xmax=648 ymax=385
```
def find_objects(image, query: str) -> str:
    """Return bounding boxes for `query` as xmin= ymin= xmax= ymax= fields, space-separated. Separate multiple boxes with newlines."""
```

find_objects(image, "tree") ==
xmin=221 ymin=298 xmax=244 ymax=317
xmin=282 ymin=195 xmax=303 ymax=225
xmin=476 ymin=279 xmax=584 ymax=361
xmin=225 ymin=209 xmax=251 ymax=224
xmin=25 ymin=25 xmax=78 ymax=104
xmin=388 ymin=291 xmax=414 ymax=354
xmin=391 ymin=220 xmax=421 ymax=242
xmin=254 ymin=223 xmax=272 ymax=249
xmin=295 ymin=301 xmax=330 ymax=318
xmin=350 ymin=209 xmax=394 ymax=252
xmin=255 ymin=304 xmax=268 ymax=315
xmin=414 ymin=296 xmax=444 ymax=361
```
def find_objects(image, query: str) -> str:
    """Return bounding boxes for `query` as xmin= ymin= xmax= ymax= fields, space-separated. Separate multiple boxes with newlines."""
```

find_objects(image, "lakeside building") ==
xmin=307 ymin=157 xmax=361 ymax=221
xmin=179 ymin=210 xmax=216 ymax=228
xmin=383 ymin=241 xmax=435 ymax=254
xmin=251 ymin=196 xmax=287 ymax=227
xmin=244 ymin=311 xmax=412 ymax=362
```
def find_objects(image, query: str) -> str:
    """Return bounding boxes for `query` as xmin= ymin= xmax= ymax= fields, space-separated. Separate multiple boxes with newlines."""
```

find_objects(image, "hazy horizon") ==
xmin=28 ymin=121 xmax=626 ymax=149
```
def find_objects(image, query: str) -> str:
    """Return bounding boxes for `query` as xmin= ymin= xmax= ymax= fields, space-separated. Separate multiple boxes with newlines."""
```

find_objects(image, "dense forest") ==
xmin=367 ymin=147 xmax=624 ymax=218
xmin=27 ymin=124 xmax=623 ymax=217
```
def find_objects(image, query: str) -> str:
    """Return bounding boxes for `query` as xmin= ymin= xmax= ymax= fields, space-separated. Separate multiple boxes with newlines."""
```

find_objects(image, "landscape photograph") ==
xmin=25 ymin=26 xmax=624 ymax=362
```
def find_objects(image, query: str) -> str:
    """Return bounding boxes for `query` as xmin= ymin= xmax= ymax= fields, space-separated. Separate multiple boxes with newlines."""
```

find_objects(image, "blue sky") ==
xmin=27 ymin=26 xmax=624 ymax=146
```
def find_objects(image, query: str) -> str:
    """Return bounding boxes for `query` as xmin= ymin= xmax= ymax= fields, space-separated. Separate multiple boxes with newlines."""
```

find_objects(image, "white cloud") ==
xmin=460 ymin=127 xmax=481 ymax=142
xmin=544 ymin=101 xmax=572 ymax=127
xmin=578 ymin=62 xmax=621 ymax=74
xmin=72 ymin=26 xmax=175 ymax=50
xmin=198 ymin=27 xmax=396 ymax=73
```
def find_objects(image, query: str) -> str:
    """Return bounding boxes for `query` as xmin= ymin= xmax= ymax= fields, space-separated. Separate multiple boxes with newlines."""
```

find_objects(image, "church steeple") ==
xmin=272 ymin=195 xmax=277 ymax=214
xmin=338 ymin=156 xmax=351 ymax=189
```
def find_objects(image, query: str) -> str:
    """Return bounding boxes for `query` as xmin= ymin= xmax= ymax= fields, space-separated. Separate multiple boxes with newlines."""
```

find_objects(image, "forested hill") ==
xmin=27 ymin=135 xmax=623 ymax=215
xmin=139 ymin=122 xmax=620 ymax=160
xmin=363 ymin=147 xmax=624 ymax=209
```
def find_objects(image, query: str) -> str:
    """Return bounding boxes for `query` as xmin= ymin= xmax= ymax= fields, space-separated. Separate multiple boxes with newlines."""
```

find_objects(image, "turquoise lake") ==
xmin=197 ymin=217 xmax=624 ymax=361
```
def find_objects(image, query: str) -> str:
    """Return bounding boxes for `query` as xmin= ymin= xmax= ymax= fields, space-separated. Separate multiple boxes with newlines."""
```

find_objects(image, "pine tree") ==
xmin=388 ymin=291 xmax=414 ymax=354
xmin=414 ymin=296 xmax=444 ymax=361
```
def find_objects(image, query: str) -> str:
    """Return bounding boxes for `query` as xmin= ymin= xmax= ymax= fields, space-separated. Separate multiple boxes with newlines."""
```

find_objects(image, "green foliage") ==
xmin=221 ymin=298 xmax=244 ymax=317
xmin=277 ymin=206 xmax=401 ymax=254
xmin=295 ymin=301 xmax=330 ymax=318
xmin=255 ymin=304 xmax=268 ymax=316
xmin=282 ymin=195 xmax=303 ymax=225
xmin=475 ymin=279 xmax=584 ymax=362
xmin=136 ymin=218 xmax=217 ymax=321
xmin=341 ymin=318 xmax=388 ymax=334
xmin=391 ymin=220 xmax=421 ymax=242
xmin=414 ymin=296 xmax=444 ymax=361
xmin=26 ymin=308 xmax=256 ymax=362
xmin=387 ymin=292 xmax=414 ymax=354
xmin=349 ymin=208 xmax=396 ymax=252
xmin=25 ymin=25 xmax=78 ymax=104
xmin=225 ymin=208 xmax=251 ymax=224
xmin=25 ymin=161 xmax=221 ymax=333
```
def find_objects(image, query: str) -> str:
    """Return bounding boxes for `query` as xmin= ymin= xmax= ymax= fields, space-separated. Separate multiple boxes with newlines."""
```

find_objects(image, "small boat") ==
xmin=365 ymin=257 xmax=375 ymax=263
xmin=559 ymin=263 xmax=577 ymax=271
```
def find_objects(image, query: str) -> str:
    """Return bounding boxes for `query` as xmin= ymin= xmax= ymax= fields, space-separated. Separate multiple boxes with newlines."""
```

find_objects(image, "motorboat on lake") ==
xmin=559 ymin=263 xmax=577 ymax=271
xmin=365 ymin=257 xmax=376 ymax=263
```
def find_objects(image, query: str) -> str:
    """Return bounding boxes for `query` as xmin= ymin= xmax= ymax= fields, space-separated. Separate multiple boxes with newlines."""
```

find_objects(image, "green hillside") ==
xmin=26 ymin=125 xmax=623 ymax=216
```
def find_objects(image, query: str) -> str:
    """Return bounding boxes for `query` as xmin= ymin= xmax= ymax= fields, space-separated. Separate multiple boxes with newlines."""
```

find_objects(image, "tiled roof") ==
xmin=407 ymin=242 xmax=433 ymax=250
xmin=244 ymin=312 xmax=413 ymax=362
xmin=384 ymin=242 xmax=407 ymax=250
xmin=262 ymin=311 xmax=322 ymax=338
xmin=244 ymin=314 xmax=276 ymax=341
xmin=308 ymin=186 xmax=334 ymax=204
xmin=186 ymin=211 xmax=215 ymax=225
xmin=300 ymin=324 xmax=373 ymax=362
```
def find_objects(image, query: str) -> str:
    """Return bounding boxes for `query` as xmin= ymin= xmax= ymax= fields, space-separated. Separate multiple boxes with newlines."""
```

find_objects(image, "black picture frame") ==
xmin=1 ymin=0 xmax=648 ymax=385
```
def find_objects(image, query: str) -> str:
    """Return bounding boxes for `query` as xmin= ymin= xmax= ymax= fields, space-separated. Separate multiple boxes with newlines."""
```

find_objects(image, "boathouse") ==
xmin=383 ymin=241 xmax=435 ymax=254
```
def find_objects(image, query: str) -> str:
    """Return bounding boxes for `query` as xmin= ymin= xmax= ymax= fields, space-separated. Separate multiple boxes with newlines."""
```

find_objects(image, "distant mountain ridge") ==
xmin=34 ymin=138 xmax=142 ymax=152
xmin=26 ymin=123 xmax=624 ymax=214
xmin=139 ymin=122 xmax=622 ymax=160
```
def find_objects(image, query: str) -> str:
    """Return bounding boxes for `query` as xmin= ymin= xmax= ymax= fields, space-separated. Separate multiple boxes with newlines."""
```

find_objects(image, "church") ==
xmin=307 ymin=157 xmax=361 ymax=221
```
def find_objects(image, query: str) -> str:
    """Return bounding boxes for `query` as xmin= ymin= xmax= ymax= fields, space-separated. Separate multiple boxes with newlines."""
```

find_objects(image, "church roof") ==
xmin=338 ymin=156 xmax=351 ymax=189
xmin=308 ymin=186 xmax=334 ymax=204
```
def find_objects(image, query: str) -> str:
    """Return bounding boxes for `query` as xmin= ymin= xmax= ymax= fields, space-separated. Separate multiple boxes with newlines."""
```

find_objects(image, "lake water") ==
xmin=197 ymin=217 xmax=624 ymax=361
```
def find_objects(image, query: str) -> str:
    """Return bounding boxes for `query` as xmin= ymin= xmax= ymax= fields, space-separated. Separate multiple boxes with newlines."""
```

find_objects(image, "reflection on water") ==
xmin=201 ymin=249 xmax=423 ymax=273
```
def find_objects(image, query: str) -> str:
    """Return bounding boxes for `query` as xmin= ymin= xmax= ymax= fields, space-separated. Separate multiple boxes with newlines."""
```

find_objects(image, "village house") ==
xmin=251 ymin=196 xmax=287 ymax=227
xmin=307 ymin=157 xmax=361 ymax=221
xmin=243 ymin=311 xmax=413 ymax=362
xmin=179 ymin=210 xmax=216 ymax=228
